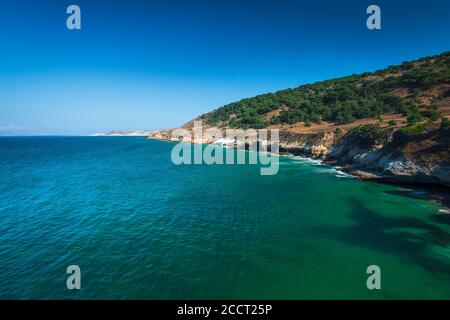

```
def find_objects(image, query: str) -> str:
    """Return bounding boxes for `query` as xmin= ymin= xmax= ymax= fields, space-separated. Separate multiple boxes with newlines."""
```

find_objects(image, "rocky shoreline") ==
xmin=148 ymin=123 xmax=450 ymax=187
xmin=147 ymin=124 xmax=450 ymax=211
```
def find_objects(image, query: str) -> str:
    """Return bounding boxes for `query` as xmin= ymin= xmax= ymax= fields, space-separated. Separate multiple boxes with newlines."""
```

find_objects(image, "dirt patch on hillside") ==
xmin=268 ymin=113 xmax=408 ymax=134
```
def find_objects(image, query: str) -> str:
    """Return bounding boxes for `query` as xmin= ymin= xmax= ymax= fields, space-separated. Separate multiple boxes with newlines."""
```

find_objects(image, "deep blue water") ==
xmin=1 ymin=137 xmax=449 ymax=299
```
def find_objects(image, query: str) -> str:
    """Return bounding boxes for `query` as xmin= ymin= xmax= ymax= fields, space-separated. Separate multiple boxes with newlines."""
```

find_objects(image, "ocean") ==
xmin=0 ymin=136 xmax=449 ymax=299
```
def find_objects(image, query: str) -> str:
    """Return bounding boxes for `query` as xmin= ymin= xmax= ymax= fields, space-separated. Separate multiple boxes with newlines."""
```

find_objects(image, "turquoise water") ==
xmin=0 ymin=137 xmax=449 ymax=299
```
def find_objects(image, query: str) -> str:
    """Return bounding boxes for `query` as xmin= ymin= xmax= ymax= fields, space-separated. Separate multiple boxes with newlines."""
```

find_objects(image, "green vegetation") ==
xmin=441 ymin=117 xmax=450 ymax=130
xmin=204 ymin=51 xmax=450 ymax=129
xmin=420 ymin=109 xmax=440 ymax=122
xmin=350 ymin=124 xmax=386 ymax=145
xmin=227 ymin=109 xmax=268 ymax=129
xmin=407 ymin=113 xmax=423 ymax=124
xmin=388 ymin=120 xmax=397 ymax=126
xmin=395 ymin=123 xmax=426 ymax=141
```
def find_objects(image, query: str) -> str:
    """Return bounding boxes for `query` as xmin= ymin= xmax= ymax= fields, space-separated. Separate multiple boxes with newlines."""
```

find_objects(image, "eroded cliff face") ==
xmin=148 ymin=125 xmax=450 ymax=187
xmin=324 ymin=125 xmax=450 ymax=186
xmin=148 ymin=127 xmax=337 ymax=158
xmin=278 ymin=131 xmax=336 ymax=159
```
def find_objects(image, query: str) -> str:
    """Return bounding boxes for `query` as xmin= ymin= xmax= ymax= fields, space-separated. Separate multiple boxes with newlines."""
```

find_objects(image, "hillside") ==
xmin=197 ymin=51 xmax=450 ymax=132
xmin=150 ymin=51 xmax=450 ymax=187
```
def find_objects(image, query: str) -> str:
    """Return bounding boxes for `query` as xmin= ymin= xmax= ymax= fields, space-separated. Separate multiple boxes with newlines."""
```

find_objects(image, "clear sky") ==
xmin=1 ymin=0 xmax=449 ymax=135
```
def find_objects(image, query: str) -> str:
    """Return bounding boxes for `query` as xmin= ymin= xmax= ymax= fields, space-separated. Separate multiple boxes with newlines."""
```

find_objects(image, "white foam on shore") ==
xmin=330 ymin=168 xmax=354 ymax=179
xmin=287 ymin=155 xmax=355 ymax=178
xmin=212 ymin=138 xmax=236 ymax=146
xmin=289 ymin=155 xmax=323 ymax=165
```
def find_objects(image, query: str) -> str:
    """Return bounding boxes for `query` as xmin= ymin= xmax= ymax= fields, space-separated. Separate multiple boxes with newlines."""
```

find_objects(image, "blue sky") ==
xmin=1 ymin=0 xmax=449 ymax=135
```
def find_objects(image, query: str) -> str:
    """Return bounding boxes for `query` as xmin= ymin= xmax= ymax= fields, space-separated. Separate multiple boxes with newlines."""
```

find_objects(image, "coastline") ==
xmin=147 ymin=132 xmax=450 ymax=211
xmin=302 ymin=156 xmax=450 ymax=212
xmin=2 ymin=135 xmax=450 ymax=299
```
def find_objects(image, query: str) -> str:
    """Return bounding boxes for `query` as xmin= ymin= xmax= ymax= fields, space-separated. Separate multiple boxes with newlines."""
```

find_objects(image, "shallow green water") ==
xmin=0 ymin=137 xmax=449 ymax=299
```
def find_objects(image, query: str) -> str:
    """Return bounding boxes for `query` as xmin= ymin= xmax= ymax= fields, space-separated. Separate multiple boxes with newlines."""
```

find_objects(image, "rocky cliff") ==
xmin=148 ymin=121 xmax=450 ymax=187
xmin=148 ymin=51 xmax=450 ymax=187
xmin=324 ymin=123 xmax=450 ymax=186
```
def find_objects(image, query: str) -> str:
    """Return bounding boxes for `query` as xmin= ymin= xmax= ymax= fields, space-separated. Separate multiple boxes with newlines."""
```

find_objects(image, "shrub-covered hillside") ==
xmin=201 ymin=51 xmax=450 ymax=129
